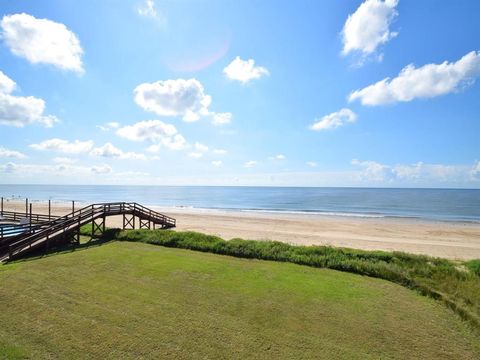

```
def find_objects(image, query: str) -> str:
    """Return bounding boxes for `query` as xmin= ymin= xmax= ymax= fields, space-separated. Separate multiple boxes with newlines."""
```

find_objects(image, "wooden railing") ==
xmin=0 ymin=202 xmax=176 ymax=261
xmin=0 ymin=210 xmax=57 ymax=223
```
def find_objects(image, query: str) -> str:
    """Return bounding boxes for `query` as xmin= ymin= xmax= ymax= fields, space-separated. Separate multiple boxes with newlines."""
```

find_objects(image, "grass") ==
xmin=466 ymin=259 xmax=480 ymax=276
xmin=90 ymin=228 xmax=480 ymax=332
xmin=1 ymin=240 xmax=479 ymax=359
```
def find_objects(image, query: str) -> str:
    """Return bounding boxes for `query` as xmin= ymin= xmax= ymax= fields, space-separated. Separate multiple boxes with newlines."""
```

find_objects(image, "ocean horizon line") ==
xmin=1 ymin=183 xmax=479 ymax=191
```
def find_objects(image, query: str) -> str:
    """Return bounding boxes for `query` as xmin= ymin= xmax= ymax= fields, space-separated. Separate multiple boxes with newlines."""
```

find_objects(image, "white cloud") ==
xmin=188 ymin=152 xmax=203 ymax=159
xmin=146 ymin=144 xmax=161 ymax=153
xmin=1 ymin=13 xmax=83 ymax=73
xmin=223 ymin=56 xmax=269 ymax=84
xmin=90 ymin=142 xmax=122 ymax=157
xmin=97 ymin=121 xmax=120 ymax=131
xmin=0 ymin=146 xmax=27 ymax=159
xmin=349 ymin=51 xmax=480 ymax=105
xmin=134 ymin=79 xmax=212 ymax=122
xmin=116 ymin=120 xmax=187 ymax=151
xmin=117 ymin=120 xmax=176 ymax=141
xmin=30 ymin=138 xmax=93 ymax=154
xmin=53 ymin=157 xmax=77 ymax=165
xmin=194 ymin=142 xmax=208 ymax=152
xmin=310 ymin=108 xmax=357 ymax=131
xmin=0 ymin=71 xmax=16 ymax=93
xmin=307 ymin=161 xmax=318 ymax=168
xmin=244 ymin=160 xmax=257 ymax=168
xmin=342 ymin=0 xmax=399 ymax=58
xmin=213 ymin=148 xmax=227 ymax=155
xmin=471 ymin=161 xmax=480 ymax=179
xmin=212 ymin=160 xmax=222 ymax=167
xmin=90 ymin=142 xmax=147 ymax=160
xmin=137 ymin=0 xmax=157 ymax=18
xmin=0 ymin=161 xmax=103 ymax=177
xmin=162 ymin=134 xmax=187 ymax=150
xmin=0 ymin=70 xmax=59 ymax=127
xmin=0 ymin=162 xmax=18 ymax=173
xmin=351 ymin=159 xmax=480 ymax=184
xmin=212 ymin=112 xmax=232 ymax=126
xmin=269 ymin=154 xmax=286 ymax=160
xmin=90 ymin=164 xmax=112 ymax=174
xmin=351 ymin=159 xmax=395 ymax=182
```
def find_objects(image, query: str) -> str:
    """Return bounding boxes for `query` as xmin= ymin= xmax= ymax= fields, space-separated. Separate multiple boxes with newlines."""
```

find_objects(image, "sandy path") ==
xmin=2 ymin=200 xmax=479 ymax=260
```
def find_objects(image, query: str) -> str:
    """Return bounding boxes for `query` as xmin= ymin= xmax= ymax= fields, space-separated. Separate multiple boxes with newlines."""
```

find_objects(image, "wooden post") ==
xmin=72 ymin=200 xmax=75 ymax=214
xmin=25 ymin=198 xmax=28 ymax=216
xmin=1 ymin=197 xmax=3 ymax=215
xmin=48 ymin=200 xmax=51 ymax=220
xmin=77 ymin=209 xmax=81 ymax=243
xmin=29 ymin=203 xmax=32 ymax=233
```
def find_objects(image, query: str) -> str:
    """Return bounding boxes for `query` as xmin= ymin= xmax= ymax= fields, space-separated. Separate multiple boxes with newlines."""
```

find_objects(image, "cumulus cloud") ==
xmin=0 ymin=161 xmax=109 ymax=178
xmin=211 ymin=160 xmax=222 ymax=167
xmin=90 ymin=164 xmax=112 ymax=174
xmin=0 ymin=162 xmax=18 ymax=173
xmin=0 ymin=71 xmax=16 ymax=93
xmin=188 ymin=152 xmax=203 ymax=159
xmin=30 ymin=138 xmax=93 ymax=154
xmin=342 ymin=0 xmax=399 ymax=59
xmin=310 ymin=108 xmax=357 ymax=131
xmin=117 ymin=120 xmax=187 ymax=151
xmin=134 ymin=79 xmax=212 ymax=122
xmin=268 ymin=154 xmax=286 ymax=160
xmin=0 ymin=146 xmax=27 ymax=159
xmin=212 ymin=112 xmax=232 ymax=126
xmin=0 ymin=70 xmax=59 ymax=127
xmin=470 ymin=161 xmax=480 ymax=179
xmin=194 ymin=142 xmax=208 ymax=152
xmin=96 ymin=121 xmax=120 ymax=131
xmin=137 ymin=0 xmax=157 ymax=18
xmin=223 ymin=56 xmax=269 ymax=84
xmin=349 ymin=51 xmax=480 ymax=105
xmin=90 ymin=142 xmax=147 ymax=160
xmin=351 ymin=159 xmax=396 ymax=182
xmin=352 ymin=159 xmax=480 ymax=184
xmin=1 ymin=13 xmax=83 ymax=73
xmin=244 ymin=160 xmax=257 ymax=168
xmin=117 ymin=120 xmax=176 ymax=141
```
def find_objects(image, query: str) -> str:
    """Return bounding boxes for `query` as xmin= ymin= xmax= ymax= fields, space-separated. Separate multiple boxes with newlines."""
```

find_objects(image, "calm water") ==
xmin=0 ymin=185 xmax=479 ymax=222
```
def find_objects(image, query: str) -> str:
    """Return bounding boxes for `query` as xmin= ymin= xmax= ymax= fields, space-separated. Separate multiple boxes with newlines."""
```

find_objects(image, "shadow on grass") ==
xmin=7 ymin=228 xmax=122 ymax=264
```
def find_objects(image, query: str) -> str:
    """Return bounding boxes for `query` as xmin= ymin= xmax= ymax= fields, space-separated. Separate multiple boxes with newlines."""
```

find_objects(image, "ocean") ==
xmin=0 ymin=185 xmax=479 ymax=222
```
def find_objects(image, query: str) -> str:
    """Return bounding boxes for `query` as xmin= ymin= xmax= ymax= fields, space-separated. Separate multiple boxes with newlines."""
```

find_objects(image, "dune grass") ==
xmin=466 ymin=259 xmax=480 ymax=276
xmin=1 ymin=240 xmax=480 ymax=359
xmin=90 ymin=228 xmax=480 ymax=331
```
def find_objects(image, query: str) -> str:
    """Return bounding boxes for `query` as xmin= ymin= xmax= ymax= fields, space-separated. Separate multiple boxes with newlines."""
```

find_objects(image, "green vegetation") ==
xmin=92 ymin=228 xmax=480 ymax=331
xmin=1 ymin=240 xmax=479 ymax=359
xmin=466 ymin=259 xmax=480 ymax=276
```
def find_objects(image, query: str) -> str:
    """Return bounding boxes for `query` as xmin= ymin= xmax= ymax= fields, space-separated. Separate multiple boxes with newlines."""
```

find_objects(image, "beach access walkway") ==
xmin=0 ymin=202 xmax=176 ymax=262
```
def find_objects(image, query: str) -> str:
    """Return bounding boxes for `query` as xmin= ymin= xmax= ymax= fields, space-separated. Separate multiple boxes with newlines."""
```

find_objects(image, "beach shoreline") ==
xmin=1 ymin=199 xmax=479 ymax=260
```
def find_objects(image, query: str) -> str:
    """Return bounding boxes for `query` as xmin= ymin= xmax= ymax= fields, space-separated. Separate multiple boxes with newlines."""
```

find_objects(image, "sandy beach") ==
xmin=2 ymin=199 xmax=480 ymax=260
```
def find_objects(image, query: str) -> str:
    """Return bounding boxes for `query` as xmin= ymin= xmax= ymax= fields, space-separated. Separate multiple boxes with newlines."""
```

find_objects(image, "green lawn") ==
xmin=1 ymin=241 xmax=479 ymax=359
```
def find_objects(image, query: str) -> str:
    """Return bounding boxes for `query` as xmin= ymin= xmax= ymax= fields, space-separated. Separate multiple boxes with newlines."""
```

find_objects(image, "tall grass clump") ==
xmin=466 ymin=260 xmax=480 ymax=276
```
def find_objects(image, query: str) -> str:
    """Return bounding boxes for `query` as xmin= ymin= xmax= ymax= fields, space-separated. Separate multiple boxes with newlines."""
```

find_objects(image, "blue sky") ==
xmin=0 ymin=0 xmax=479 ymax=187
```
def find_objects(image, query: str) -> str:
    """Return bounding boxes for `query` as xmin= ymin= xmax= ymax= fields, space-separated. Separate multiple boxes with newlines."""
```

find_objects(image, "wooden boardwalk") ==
xmin=0 ymin=202 xmax=175 ymax=262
